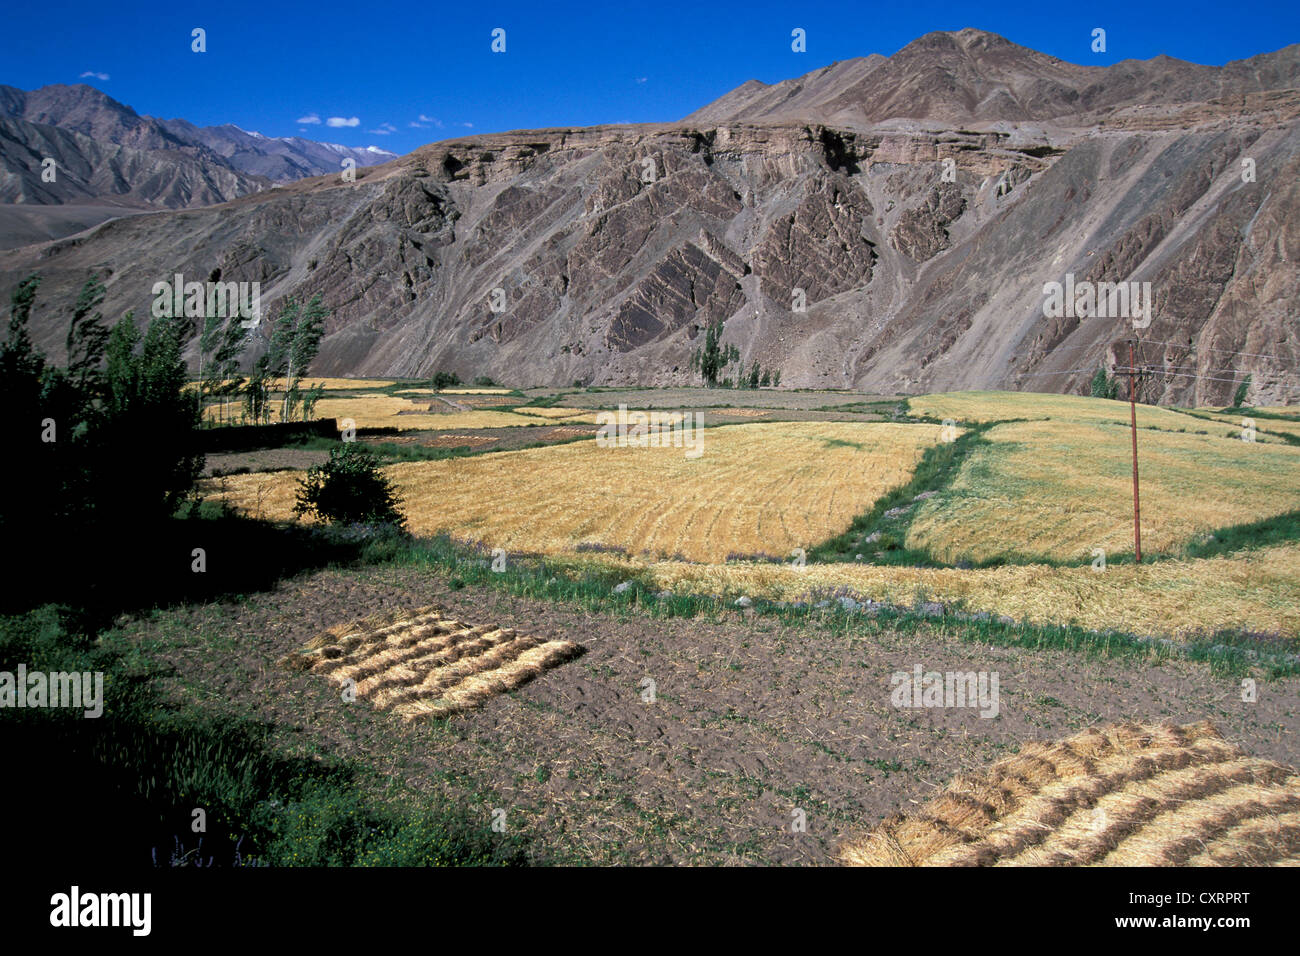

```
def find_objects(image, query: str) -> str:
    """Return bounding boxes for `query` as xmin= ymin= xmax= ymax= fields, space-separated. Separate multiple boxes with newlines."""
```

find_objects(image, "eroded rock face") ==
xmin=891 ymin=184 xmax=966 ymax=261
xmin=4 ymin=31 xmax=1298 ymax=403
xmin=606 ymin=240 xmax=746 ymax=352
xmin=753 ymin=175 xmax=876 ymax=307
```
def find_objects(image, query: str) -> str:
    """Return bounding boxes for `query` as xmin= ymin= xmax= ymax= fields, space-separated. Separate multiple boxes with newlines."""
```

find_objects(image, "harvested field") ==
xmin=544 ymin=426 xmax=596 ymax=439
xmin=204 ymin=421 xmax=944 ymax=562
xmin=201 ymin=394 xmax=571 ymax=430
xmin=415 ymin=433 xmax=501 ymax=448
xmin=909 ymin=390 xmax=1209 ymax=430
xmin=195 ymin=377 xmax=399 ymax=391
xmin=119 ymin=565 xmax=1300 ymax=865
xmin=514 ymin=406 xmax=598 ymax=421
xmin=551 ymin=387 xmax=900 ymax=411
xmin=394 ymin=391 xmax=520 ymax=407
xmin=907 ymin=419 xmax=1300 ymax=562
xmin=283 ymin=606 xmax=584 ymax=721
xmin=637 ymin=543 xmax=1300 ymax=639
xmin=313 ymin=396 xmax=563 ymax=430
xmin=839 ymin=720 xmax=1300 ymax=866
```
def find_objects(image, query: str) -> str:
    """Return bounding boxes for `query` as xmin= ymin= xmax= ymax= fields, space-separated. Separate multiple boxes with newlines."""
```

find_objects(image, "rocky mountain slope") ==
xmin=0 ymin=84 xmax=395 ymax=243
xmin=2 ymin=30 xmax=1296 ymax=404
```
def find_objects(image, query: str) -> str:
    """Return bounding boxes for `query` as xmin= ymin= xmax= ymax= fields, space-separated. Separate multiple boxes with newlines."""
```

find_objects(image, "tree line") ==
xmin=688 ymin=319 xmax=781 ymax=388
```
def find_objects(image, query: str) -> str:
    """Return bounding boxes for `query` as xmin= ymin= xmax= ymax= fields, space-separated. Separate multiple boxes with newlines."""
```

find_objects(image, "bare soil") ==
xmin=114 ymin=563 xmax=1300 ymax=865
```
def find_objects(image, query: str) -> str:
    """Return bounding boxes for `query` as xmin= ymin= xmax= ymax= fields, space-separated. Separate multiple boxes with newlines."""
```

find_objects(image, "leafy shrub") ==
xmin=294 ymin=443 xmax=406 ymax=528
xmin=1089 ymin=367 xmax=1119 ymax=400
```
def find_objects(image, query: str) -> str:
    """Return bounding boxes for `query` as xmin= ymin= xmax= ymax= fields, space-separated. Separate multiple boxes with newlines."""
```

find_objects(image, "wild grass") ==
xmin=0 ymin=605 xmax=525 ymax=866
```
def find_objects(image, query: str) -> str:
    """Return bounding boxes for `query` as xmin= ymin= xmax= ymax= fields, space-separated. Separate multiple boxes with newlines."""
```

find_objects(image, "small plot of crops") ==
xmin=311 ymin=395 xmax=566 ymax=430
xmin=908 ymin=390 xmax=1206 ymax=431
xmin=192 ymin=377 xmax=399 ymax=392
xmin=905 ymin=420 xmax=1300 ymax=563
xmin=839 ymin=721 xmax=1300 ymax=866
xmin=282 ymin=606 xmax=584 ymax=721
xmin=641 ymin=543 xmax=1300 ymax=638
xmin=205 ymin=421 xmax=943 ymax=562
xmin=395 ymin=391 xmax=519 ymax=407
xmin=416 ymin=433 xmax=500 ymax=449
xmin=512 ymin=406 xmax=598 ymax=421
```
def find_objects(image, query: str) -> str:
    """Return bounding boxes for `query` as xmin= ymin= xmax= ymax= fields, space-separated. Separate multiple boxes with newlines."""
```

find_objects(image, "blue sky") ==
xmin=2 ymin=0 xmax=1297 ymax=154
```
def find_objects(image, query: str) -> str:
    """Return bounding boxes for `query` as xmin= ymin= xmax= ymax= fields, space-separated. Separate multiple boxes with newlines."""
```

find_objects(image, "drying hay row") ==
xmin=283 ymin=606 xmax=584 ymax=720
xmin=839 ymin=721 xmax=1300 ymax=866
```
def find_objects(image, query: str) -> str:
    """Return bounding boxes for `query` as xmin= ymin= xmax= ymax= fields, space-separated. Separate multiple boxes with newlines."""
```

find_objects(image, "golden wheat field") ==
xmin=908 ymin=390 xmax=1210 ymax=430
xmin=282 ymin=606 xmax=583 ymax=720
xmin=204 ymin=421 xmax=946 ymax=561
xmin=192 ymin=377 xmax=399 ymax=391
xmin=310 ymin=395 xmax=586 ymax=429
xmin=906 ymin=419 xmax=1300 ymax=563
xmin=392 ymin=389 xmax=516 ymax=401
xmin=512 ymin=406 xmax=599 ymax=421
xmin=839 ymin=721 xmax=1300 ymax=866
xmin=633 ymin=543 xmax=1300 ymax=638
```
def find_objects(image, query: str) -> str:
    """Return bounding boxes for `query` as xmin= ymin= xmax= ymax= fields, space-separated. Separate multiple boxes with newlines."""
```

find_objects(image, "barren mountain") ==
xmin=0 ymin=84 xmax=396 ymax=245
xmin=2 ymin=30 xmax=1297 ymax=405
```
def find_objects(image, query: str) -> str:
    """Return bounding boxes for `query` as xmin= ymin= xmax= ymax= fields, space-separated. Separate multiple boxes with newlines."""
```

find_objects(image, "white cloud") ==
xmin=79 ymin=71 xmax=110 ymax=81
xmin=636 ymin=77 xmax=648 ymax=84
xmin=368 ymin=122 xmax=397 ymax=135
xmin=409 ymin=114 xmax=444 ymax=130
xmin=326 ymin=116 xmax=360 ymax=128
xmin=459 ymin=122 xmax=474 ymax=128
xmin=297 ymin=113 xmax=321 ymax=125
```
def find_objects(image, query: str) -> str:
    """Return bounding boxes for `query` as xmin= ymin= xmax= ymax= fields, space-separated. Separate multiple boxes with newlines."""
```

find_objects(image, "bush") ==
xmin=1089 ymin=367 xmax=1119 ymax=400
xmin=1234 ymin=374 xmax=1252 ymax=408
xmin=472 ymin=375 xmax=498 ymax=388
xmin=294 ymin=443 xmax=406 ymax=529
xmin=431 ymin=371 xmax=461 ymax=390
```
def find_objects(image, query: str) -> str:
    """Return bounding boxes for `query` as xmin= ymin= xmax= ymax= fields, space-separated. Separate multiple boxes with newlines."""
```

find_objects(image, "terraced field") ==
xmin=840 ymin=721 xmax=1300 ymax=866
xmin=908 ymin=390 xmax=1212 ymax=430
xmin=906 ymin=420 xmax=1300 ymax=563
xmin=204 ymin=421 xmax=945 ymax=562
xmin=311 ymin=395 xmax=590 ymax=430
xmin=637 ymin=542 xmax=1300 ymax=638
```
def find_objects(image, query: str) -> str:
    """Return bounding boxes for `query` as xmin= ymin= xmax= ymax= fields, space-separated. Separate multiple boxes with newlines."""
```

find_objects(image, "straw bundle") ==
xmin=283 ymin=606 xmax=583 ymax=720
xmin=839 ymin=721 xmax=1300 ymax=866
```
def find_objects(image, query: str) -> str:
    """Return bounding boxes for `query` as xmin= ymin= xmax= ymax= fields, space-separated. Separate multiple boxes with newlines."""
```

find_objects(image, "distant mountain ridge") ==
xmin=685 ymin=28 xmax=1300 ymax=127
xmin=0 ymin=83 xmax=397 ymax=245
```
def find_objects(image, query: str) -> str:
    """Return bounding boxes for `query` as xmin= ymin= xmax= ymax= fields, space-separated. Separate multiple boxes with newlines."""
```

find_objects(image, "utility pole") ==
xmin=1117 ymin=339 xmax=1144 ymax=563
